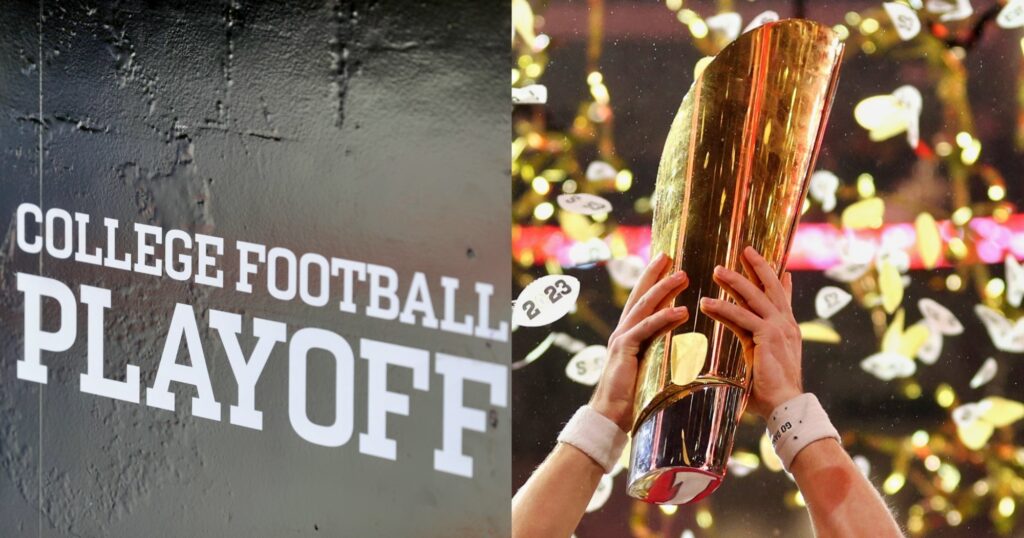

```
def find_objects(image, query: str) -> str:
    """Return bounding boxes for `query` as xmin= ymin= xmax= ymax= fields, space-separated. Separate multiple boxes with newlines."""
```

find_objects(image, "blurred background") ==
xmin=511 ymin=1 xmax=1024 ymax=536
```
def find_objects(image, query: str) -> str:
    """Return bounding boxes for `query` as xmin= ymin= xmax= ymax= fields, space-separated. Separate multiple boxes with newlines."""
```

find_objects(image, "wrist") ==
xmin=557 ymin=405 xmax=630 ymax=474
xmin=761 ymin=389 xmax=803 ymax=419
xmin=588 ymin=395 xmax=632 ymax=433
xmin=766 ymin=393 xmax=841 ymax=472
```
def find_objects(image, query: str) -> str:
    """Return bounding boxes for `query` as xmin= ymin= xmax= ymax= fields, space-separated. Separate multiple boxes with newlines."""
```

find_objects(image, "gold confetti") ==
xmin=618 ymin=436 xmax=631 ymax=472
xmin=915 ymin=212 xmax=942 ymax=269
xmin=961 ymin=138 xmax=981 ymax=165
xmin=938 ymin=464 xmax=960 ymax=493
xmin=760 ymin=432 xmax=784 ymax=472
xmin=881 ymin=308 xmax=907 ymax=352
xmin=936 ymin=383 xmax=956 ymax=408
xmin=953 ymin=397 xmax=1024 ymax=450
xmin=883 ymin=471 xmax=906 ymax=494
xmin=999 ymin=497 xmax=1016 ymax=518
xmin=956 ymin=418 xmax=994 ymax=450
xmin=878 ymin=261 xmax=904 ymax=313
xmin=861 ymin=309 xmax=928 ymax=381
xmin=731 ymin=450 xmax=760 ymax=469
xmin=882 ymin=310 xmax=930 ymax=357
xmin=511 ymin=0 xmax=536 ymax=47
xmin=981 ymin=396 xmax=1024 ymax=427
xmin=898 ymin=322 xmax=930 ymax=358
xmin=558 ymin=211 xmax=604 ymax=242
xmin=854 ymin=95 xmax=909 ymax=141
xmin=799 ymin=321 xmax=841 ymax=343
xmin=841 ymin=197 xmax=885 ymax=229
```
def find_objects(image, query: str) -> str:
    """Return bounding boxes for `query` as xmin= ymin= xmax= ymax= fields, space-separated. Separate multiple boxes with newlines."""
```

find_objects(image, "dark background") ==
xmin=0 ymin=1 xmax=510 ymax=536
xmin=512 ymin=1 xmax=1024 ymax=537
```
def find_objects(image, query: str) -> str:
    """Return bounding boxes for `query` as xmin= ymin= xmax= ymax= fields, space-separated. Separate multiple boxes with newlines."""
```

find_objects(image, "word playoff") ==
xmin=12 ymin=203 xmax=509 ymax=479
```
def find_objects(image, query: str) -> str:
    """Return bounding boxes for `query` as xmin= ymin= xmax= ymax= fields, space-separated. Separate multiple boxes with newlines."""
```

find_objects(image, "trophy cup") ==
xmin=626 ymin=19 xmax=844 ymax=504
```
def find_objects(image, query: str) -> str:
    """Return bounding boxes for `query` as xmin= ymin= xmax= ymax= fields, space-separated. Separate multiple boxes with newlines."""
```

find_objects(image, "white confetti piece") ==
xmin=952 ymin=401 xmax=985 ymax=427
xmin=881 ymin=310 xmax=931 ymax=360
xmin=565 ymin=345 xmax=607 ymax=386
xmin=856 ymin=86 xmax=922 ymax=149
xmin=969 ymin=357 xmax=997 ymax=389
xmin=997 ymin=0 xmax=1024 ymax=28
xmin=892 ymin=85 xmax=922 ymax=149
xmin=513 ymin=275 xmax=581 ymax=327
xmin=808 ymin=170 xmax=840 ymax=212
xmin=815 ymin=286 xmax=853 ymax=319
xmin=853 ymin=455 xmax=871 ymax=478
xmin=512 ymin=332 xmax=557 ymax=370
xmin=917 ymin=327 xmax=943 ymax=364
xmin=706 ymin=12 xmax=742 ymax=43
xmin=825 ymin=261 xmax=871 ymax=283
xmin=552 ymin=332 xmax=587 ymax=354
xmin=585 ymin=160 xmax=617 ymax=182
xmin=877 ymin=245 xmax=911 ymax=275
xmin=607 ymin=255 xmax=645 ymax=289
xmin=838 ymin=235 xmax=879 ymax=265
xmin=556 ymin=193 xmax=613 ymax=215
xmin=743 ymin=10 xmax=779 ymax=33
xmin=727 ymin=455 xmax=758 ymax=477
xmin=568 ymin=238 xmax=612 ymax=267
xmin=884 ymin=3 xmax=922 ymax=41
xmin=586 ymin=474 xmax=613 ymax=512
xmin=974 ymin=304 xmax=1024 ymax=353
xmin=927 ymin=0 xmax=973 ymax=22
xmin=512 ymin=84 xmax=548 ymax=105
xmin=918 ymin=298 xmax=964 ymax=335
xmin=861 ymin=351 xmax=917 ymax=381
xmin=1006 ymin=255 xmax=1024 ymax=308
xmin=950 ymin=397 xmax=1024 ymax=450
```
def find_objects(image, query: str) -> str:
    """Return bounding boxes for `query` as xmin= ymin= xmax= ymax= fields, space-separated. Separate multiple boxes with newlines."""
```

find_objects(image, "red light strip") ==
xmin=512 ymin=213 xmax=1024 ymax=270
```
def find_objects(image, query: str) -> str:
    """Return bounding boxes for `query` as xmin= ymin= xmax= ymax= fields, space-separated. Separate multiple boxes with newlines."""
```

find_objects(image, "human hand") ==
xmin=590 ymin=252 xmax=691 ymax=432
xmin=698 ymin=246 xmax=803 ymax=420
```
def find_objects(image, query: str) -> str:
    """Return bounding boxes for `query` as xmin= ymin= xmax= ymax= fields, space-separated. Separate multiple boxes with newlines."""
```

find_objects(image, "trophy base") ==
xmin=626 ymin=466 xmax=722 ymax=505
xmin=625 ymin=382 xmax=745 ymax=504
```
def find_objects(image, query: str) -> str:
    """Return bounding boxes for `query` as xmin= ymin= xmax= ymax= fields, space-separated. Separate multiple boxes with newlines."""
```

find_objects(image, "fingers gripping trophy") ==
xmin=626 ymin=19 xmax=844 ymax=505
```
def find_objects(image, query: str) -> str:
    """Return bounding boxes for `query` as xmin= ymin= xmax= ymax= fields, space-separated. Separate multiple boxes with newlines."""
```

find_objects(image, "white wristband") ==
xmin=767 ymin=393 xmax=841 ymax=472
xmin=557 ymin=405 xmax=629 ymax=474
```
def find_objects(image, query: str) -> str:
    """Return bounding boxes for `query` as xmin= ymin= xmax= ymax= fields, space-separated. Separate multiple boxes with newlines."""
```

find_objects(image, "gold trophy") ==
xmin=626 ymin=19 xmax=844 ymax=504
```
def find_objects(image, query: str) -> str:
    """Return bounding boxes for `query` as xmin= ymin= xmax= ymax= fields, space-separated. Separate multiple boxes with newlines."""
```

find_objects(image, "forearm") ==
xmin=790 ymin=438 xmax=904 ymax=538
xmin=511 ymin=442 xmax=604 ymax=538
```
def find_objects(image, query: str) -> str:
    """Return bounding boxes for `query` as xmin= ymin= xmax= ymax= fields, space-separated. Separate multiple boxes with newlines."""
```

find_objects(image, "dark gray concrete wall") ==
xmin=0 ymin=1 xmax=511 ymax=536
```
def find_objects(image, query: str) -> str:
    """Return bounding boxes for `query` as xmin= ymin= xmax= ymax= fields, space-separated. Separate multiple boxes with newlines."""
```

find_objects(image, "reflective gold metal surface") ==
xmin=627 ymin=19 xmax=844 ymax=504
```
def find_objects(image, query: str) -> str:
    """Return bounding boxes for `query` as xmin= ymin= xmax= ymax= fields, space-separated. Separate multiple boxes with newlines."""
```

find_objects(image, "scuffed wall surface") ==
xmin=0 ymin=1 xmax=511 ymax=536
